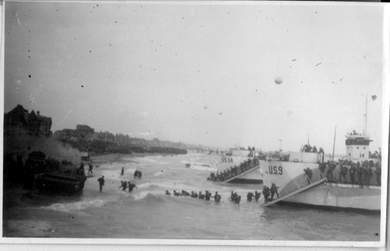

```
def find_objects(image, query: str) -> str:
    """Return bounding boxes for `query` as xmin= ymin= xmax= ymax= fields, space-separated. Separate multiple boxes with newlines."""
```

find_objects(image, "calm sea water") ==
xmin=4 ymin=153 xmax=380 ymax=241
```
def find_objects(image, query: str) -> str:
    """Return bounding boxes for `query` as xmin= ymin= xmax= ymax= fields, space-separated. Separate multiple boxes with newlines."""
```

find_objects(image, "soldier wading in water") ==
xmin=262 ymin=186 xmax=270 ymax=202
xmin=119 ymin=180 xmax=128 ymax=191
xmin=230 ymin=191 xmax=241 ymax=204
xmin=97 ymin=176 xmax=105 ymax=192
xmin=128 ymin=181 xmax=136 ymax=192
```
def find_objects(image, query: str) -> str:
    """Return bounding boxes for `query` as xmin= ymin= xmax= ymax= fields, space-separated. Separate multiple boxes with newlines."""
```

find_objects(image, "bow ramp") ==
xmin=223 ymin=165 xmax=260 ymax=183
xmin=263 ymin=178 xmax=328 ymax=207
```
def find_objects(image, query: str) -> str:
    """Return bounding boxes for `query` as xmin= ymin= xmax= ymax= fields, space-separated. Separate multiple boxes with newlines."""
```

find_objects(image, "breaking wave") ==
xmin=181 ymin=160 xmax=217 ymax=172
xmin=131 ymin=191 xmax=165 ymax=201
xmin=190 ymin=164 xmax=217 ymax=172
xmin=41 ymin=199 xmax=107 ymax=212
xmin=153 ymin=170 xmax=165 ymax=176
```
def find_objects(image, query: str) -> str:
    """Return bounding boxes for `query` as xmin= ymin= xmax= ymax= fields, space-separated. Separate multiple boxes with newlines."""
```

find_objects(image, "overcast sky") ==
xmin=4 ymin=2 xmax=384 ymax=154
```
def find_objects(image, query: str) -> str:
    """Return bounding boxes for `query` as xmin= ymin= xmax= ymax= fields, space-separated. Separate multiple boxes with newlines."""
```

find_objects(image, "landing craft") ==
xmin=260 ymin=96 xmax=382 ymax=211
xmin=259 ymin=132 xmax=381 ymax=211
xmin=34 ymin=159 xmax=87 ymax=194
xmin=207 ymin=147 xmax=263 ymax=184
xmin=35 ymin=168 xmax=87 ymax=194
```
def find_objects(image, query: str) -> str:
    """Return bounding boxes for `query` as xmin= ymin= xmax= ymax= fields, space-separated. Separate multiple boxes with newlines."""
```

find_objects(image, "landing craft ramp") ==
xmin=223 ymin=165 xmax=261 ymax=184
xmin=263 ymin=178 xmax=327 ymax=207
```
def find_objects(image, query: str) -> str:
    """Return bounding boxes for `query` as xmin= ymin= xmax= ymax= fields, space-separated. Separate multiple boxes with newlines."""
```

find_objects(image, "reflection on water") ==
xmin=4 ymin=153 xmax=380 ymax=240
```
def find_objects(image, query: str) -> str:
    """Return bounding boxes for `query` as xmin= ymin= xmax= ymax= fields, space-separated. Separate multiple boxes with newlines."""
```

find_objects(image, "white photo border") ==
xmin=0 ymin=0 xmax=388 ymax=248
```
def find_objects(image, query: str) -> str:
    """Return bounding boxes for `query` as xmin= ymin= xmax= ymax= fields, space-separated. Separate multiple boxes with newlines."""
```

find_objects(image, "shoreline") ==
xmin=90 ymin=152 xmax=187 ymax=164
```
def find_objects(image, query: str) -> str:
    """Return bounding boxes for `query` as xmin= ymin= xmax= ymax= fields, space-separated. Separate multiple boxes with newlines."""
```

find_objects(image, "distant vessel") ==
xmin=259 ymin=131 xmax=381 ymax=211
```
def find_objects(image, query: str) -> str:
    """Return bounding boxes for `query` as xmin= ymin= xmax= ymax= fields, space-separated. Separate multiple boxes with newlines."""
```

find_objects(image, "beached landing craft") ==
xmin=31 ymin=154 xmax=87 ymax=194
xmin=35 ymin=168 xmax=87 ymax=194
xmin=259 ymin=131 xmax=381 ymax=211
xmin=207 ymin=147 xmax=263 ymax=184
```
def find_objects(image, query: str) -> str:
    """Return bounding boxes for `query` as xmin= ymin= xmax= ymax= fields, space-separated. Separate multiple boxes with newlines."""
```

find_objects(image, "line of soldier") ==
xmin=166 ymin=189 xmax=264 ymax=205
xmin=207 ymin=158 xmax=260 ymax=182
xmin=320 ymin=159 xmax=381 ymax=186
xmin=165 ymin=189 xmax=222 ymax=203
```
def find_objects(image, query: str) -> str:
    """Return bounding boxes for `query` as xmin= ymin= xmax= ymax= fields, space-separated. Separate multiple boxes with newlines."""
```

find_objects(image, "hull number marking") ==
xmin=268 ymin=165 xmax=283 ymax=175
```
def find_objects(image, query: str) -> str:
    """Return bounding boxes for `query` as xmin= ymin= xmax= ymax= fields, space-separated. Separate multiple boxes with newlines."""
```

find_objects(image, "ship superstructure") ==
xmin=345 ymin=131 xmax=372 ymax=161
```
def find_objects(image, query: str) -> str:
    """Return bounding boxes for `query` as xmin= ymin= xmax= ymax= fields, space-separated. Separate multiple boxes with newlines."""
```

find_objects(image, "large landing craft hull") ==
xmin=259 ymin=159 xmax=381 ymax=211
xmin=283 ymin=183 xmax=380 ymax=211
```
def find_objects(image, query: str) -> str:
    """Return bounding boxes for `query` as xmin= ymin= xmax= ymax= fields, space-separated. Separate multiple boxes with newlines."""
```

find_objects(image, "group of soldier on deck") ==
xmin=301 ymin=144 xmax=324 ymax=153
xmin=319 ymin=159 xmax=381 ymax=186
xmin=207 ymin=158 xmax=259 ymax=182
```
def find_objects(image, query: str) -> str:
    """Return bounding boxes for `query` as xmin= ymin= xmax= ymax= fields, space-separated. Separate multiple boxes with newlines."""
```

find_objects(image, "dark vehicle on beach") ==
xmin=25 ymin=151 xmax=87 ymax=194
xmin=25 ymin=151 xmax=47 ymax=173
xmin=23 ymin=151 xmax=50 ymax=189
xmin=34 ymin=165 xmax=87 ymax=194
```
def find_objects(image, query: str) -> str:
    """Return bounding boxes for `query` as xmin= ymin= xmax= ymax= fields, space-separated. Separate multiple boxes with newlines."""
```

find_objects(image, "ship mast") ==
xmin=363 ymin=95 xmax=368 ymax=136
xmin=332 ymin=126 xmax=337 ymax=161
xmin=278 ymin=139 xmax=283 ymax=152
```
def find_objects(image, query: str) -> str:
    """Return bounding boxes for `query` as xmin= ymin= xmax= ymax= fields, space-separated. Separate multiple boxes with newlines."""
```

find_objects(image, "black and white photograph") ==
xmin=1 ymin=0 xmax=389 ymax=247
